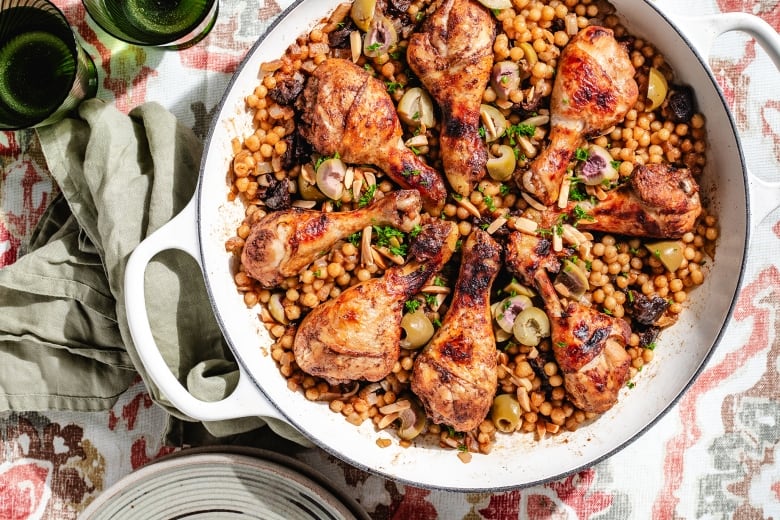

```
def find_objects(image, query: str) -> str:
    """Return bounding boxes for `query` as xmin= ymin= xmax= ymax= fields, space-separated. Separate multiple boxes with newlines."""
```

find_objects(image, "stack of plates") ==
xmin=80 ymin=447 xmax=369 ymax=520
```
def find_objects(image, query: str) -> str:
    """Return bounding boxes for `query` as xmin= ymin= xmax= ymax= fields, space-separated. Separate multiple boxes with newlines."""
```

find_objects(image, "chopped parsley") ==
xmin=571 ymin=204 xmax=595 ymax=222
xmin=409 ymin=224 xmax=423 ymax=238
xmin=627 ymin=381 xmax=636 ymax=389
xmin=483 ymin=194 xmax=496 ymax=212
xmin=347 ymin=231 xmax=361 ymax=247
xmin=574 ymin=147 xmax=590 ymax=161
xmin=366 ymin=42 xmax=381 ymax=52
xmin=646 ymin=342 xmax=657 ymax=351
xmin=556 ymin=341 xmax=567 ymax=348
xmin=505 ymin=123 xmax=535 ymax=145
xmin=385 ymin=81 xmax=403 ymax=94
xmin=401 ymin=168 xmax=421 ymax=177
xmin=373 ymin=225 xmax=408 ymax=256
xmin=477 ymin=126 xmax=486 ymax=138
xmin=499 ymin=183 xmax=511 ymax=195
xmin=404 ymin=299 xmax=421 ymax=313
xmin=358 ymin=184 xmax=377 ymax=207
xmin=424 ymin=293 xmax=438 ymax=306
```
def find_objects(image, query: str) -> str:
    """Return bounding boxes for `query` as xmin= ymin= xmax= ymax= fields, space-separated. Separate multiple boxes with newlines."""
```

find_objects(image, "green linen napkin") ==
xmin=0 ymin=99 xmax=307 ymax=445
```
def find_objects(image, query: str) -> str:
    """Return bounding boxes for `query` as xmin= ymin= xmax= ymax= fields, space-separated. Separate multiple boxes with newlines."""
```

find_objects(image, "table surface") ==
xmin=1 ymin=1 xmax=779 ymax=518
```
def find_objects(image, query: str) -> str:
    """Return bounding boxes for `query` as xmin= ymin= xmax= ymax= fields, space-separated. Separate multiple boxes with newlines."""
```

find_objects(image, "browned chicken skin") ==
xmin=411 ymin=229 xmax=501 ymax=432
xmin=298 ymin=58 xmax=447 ymax=214
xmin=516 ymin=26 xmax=638 ymax=205
xmin=293 ymin=220 xmax=459 ymax=384
xmin=534 ymin=268 xmax=631 ymax=414
xmin=407 ymin=0 xmax=496 ymax=197
xmin=241 ymin=190 xmax=421 ymax=288
xmin=504 ymin=231 xmax=560 ymax=286
xmin=551 ymin=163 xmax=702 ymax=238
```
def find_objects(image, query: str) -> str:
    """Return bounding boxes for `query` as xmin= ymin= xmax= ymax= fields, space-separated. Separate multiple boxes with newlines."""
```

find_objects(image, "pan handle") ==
xmin=669 ymin=11 xmax=780 ymax=71
xmin=124 ymin=195 xmax=287 ymax=423
xmin=747 ymin=171 xmax=780 ymax=229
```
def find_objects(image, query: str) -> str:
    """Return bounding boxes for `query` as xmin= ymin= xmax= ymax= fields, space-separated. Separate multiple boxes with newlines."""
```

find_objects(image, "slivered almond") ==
xmin=521 ymin=192 xmax=547 ymax=211
xmin=405 ymin=134 xmax=428 ymax=147
xmin=486 ymin=216 xmax=508 ymax=235
xmin=370 ymin=247 xmax=388 ymax=269
xmin=558 ymin=177 xmax=571 ymax=209
xmin=379 ymin=399 xmax=411 ymax=415
xmin=377 ymin=412 xmax=400 ymax=430
xmin=361 ymin=226 xmax=374 ymax=266
xmin=552 ymin=231 xmax=563 ymax=252
xmin=517 ymin=387 xmax=531 ymax=413
xmin=510 ymin=216 xmax=539 ymax=235
xmin=456 ymin=197 xmax=481 ymax=218
xmin=350 ymin=31 xmax=362 ymax=63
xmin=421 ymin=285 xmax=451 ymax=294
xmin=292 ymin=200 xmax=317 ymax=209
xmin=375 ymin=246 xmax=405 ymax=265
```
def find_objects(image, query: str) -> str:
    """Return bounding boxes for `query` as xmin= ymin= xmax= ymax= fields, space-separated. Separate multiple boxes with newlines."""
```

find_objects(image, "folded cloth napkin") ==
xmin=0 ymin=99 xmax=306 ymax=445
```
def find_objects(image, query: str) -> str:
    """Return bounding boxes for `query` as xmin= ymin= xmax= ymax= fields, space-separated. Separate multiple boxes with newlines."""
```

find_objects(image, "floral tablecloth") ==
xmin=1 ymin=0 xmax=779 ymax=518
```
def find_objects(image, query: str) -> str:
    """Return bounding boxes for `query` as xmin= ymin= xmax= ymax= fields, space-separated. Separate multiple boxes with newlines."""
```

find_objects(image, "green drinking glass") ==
xmin=82 ymin=0 xmax=219 ymax=50
xmin=0 ymin=0 xmax=98 ymax=130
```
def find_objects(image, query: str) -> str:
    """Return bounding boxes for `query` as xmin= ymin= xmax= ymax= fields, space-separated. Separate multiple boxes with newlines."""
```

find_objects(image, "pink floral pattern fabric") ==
xmin=1 ymin=0 xmax=778 ymax=518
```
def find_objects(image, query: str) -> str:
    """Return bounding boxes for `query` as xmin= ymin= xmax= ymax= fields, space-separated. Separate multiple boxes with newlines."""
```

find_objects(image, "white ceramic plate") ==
xmin=80 ymin=448 xmax=369 ymax=520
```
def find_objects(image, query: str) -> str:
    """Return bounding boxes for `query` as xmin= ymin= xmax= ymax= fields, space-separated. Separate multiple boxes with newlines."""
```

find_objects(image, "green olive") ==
xmin=491 ymin=394 xmax=521 ymax=433
xmin=397 ymin=87 xmax=436 ymax=128
xmin=554 ymin=259 xmax=590 ymax=299
xmin=476 ymin=0 xmax=511 ymax=9
xmin=645 ymin=240 xmax=685 ymax=272
xmin=487 ymin=144 xmax=517 ymax=181
xmin=493 ymin=294 xmax=532 ymax=333
xmin=316 ymin=157 xmax=347 ymax=200
xmin=350 ymin=0 xmax=376 ymax=32
xmin=647 ymin=67 xmax=668 ymax=111
xmin=298 ymin=171 xmax=326 ymax=201
xmin=513 ymin=307 xmax=550 ymax=346
xmin=400 ymin=310 xmax=434 ymax=349
xmin=397 ymin=398 xmax=427 ymax=440
xmin=479 ymin=104 xmax=507 ymax=143
xmin=578 ymin=144 xmax=618 ymax=186
xmin=502 ymin=279 xmax=536 ymax=298
xmin=363 ymin=15 xmax=397 ymax=58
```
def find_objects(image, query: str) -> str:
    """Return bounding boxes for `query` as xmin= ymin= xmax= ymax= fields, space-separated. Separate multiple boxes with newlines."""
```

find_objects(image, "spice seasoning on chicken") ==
xmin=225 ymin=0 xmax=719 ymax=458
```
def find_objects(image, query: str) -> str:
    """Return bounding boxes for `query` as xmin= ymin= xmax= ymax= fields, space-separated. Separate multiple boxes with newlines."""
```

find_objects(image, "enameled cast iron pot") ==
xmin=125 ymin=0 xmax=780 ymax=491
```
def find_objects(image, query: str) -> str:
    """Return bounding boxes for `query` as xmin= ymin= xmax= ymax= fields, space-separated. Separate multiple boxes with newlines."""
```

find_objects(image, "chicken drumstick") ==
xmin=293 ymin=220 xmax=459 ymax=384
xmin=411 ymin=229 xmax=501 ymax=432
xmin=556 ymin=163 xmax=702 ymax=238
xmin=407 ymin=0 xmax=496 ymax=197
xmin=534 ymin=268 xmax=632 ymax=414
xmin=241 ymin=190 xmax=421 ymax=288
xmin=298 ymin=58 xmax=447 ymax=214
xmin=516 ymin=26 xmax=638 ymax=206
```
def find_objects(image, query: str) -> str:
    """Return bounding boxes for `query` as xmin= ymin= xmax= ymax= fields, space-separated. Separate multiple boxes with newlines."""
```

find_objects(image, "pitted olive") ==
xmin=491 ymin=61 xmax=521 ymax=101
xmin=400 ymin=310 xmax=434 ymax=349
xmin=512 ymin=306 xmax=550 ymax=346
xmin=493 ymin=294 xmax=532 ymax=333
xmin=397 ymin=87 xmax=436 ymax=128
xmin=479 ymin=104 xmax=507 ymax=143
xmin=578 ymin=144 xmax=618 ymax=186
xmin=363 ymin=15 xmax=397 ymax=57
xmin=316 ymin=157 xmax=347 ymax=200
xmin=646 ymin=240 xmax=685 ymax=272
xmin=487 ymin=144 xmax=516 ymax=181
xmin=350 ymin=0 xmax=376 ymax=32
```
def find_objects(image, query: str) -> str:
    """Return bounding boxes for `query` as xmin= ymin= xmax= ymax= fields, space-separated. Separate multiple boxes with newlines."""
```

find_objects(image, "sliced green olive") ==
xmin=363 ymin=15 xmax=397 ymax=57
xmin=494 ymin=294 xmax=532 ymax=333
xmin=397 ymin=87 xmax=435 ymax=128
xmin=487 ymin=144 xmax=517 ymax=181
xmin=491 ymin=61 xmax=521 ymax=101
xmin=298 ymin=169 xmax=326 ymax=201
xmin=400 ymin=310 xmax=434 ymax=349
xmin=494 ymin=324 xmax=513 ymax=343
xmin=491 ymin=394 xmax=521 ymax=433
xmin=397 ymin=398 xmax=427 ymax=440
xmin=579 ymin=144 xmax=618 ymax=186
xmin=350 ymin=0 xmax=376 ymax=32
xmin=519 ymin=42 xmax=538 ymax=68
xmin=554 ymin=259 xmax=590 ymax=299
xmin=502 ymin=279 xmax=536 ymax=298
xmin=647 ymin=67 xmax=668 ymax=111
xmin=513 ymin=306 xmax=550 ymax=346
xmin=476 ymin=0 xmax=512 ymax=9
xmin=480 ymin=104 xmax=507 ymax=143
xmin=316 ymin=157 xmax=347 ymax=200
xmin=645 ymin=240 xmax=684 ymax=272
